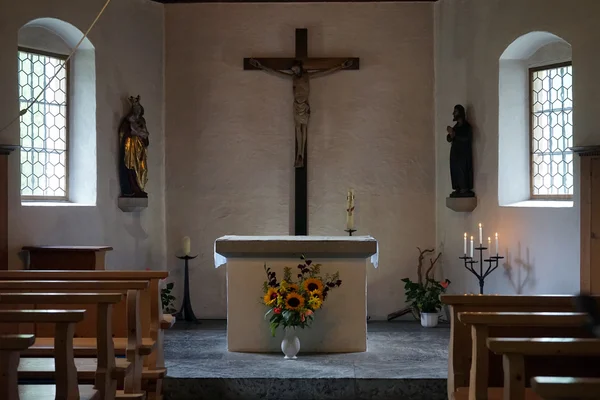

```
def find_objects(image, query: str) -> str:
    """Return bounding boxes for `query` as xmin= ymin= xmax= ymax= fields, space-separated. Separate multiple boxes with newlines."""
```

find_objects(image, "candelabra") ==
xmin=459 ymin=246 xmax=503 ymax=294
xmin=175 ymin=255 xmax=200 ymax=323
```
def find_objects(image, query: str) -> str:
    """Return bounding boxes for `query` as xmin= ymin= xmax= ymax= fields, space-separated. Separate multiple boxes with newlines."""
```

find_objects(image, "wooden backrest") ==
xmin=0 ymin=272 xmax=166 ymax=336
xmin=0 ymin=280 xmax=148 ymax=338
xmin=441 ymin=294 xmax=597 ymax=397
xmin=0 ymin=309 xmax=85 ymax=323
xmin=488 ymin=337 xmax=600 ymax=356
xmin=458 ymin=311 xmax=588 ymax=327
xmin=0 ymin=333 xmax=35 ymax=350
xmin=532 ymin=376 xmax=600 ymax=399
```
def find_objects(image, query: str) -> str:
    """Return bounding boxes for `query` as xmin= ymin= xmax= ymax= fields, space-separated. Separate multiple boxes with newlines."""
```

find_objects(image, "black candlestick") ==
xmin=460 ymin=246 xmax=504 ymax=294
xmin=345 ymin=229 xmax=357 ymax=236
xmin=175 ymin=255 xmax=200 ymax=323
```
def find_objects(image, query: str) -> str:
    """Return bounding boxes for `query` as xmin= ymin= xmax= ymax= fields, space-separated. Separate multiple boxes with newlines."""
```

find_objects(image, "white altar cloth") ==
xmin=215 ymin=235 xmax=378 ymax=353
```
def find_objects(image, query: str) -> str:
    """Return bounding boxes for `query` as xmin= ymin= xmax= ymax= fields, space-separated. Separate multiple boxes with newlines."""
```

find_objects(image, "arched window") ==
xmin=18 ymin=18 xmax=96 ymax=205
xmin=498 ymin=32 xmax=573 ymax=207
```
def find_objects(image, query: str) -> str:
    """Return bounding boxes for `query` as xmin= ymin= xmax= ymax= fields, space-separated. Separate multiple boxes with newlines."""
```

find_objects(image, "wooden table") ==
xmin=22 ymin=246 xmax=113 ymax=270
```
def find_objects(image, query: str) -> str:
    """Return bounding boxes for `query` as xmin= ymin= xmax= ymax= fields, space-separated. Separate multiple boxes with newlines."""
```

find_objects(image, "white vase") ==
xmin=281 ymin=327 xmax=301 ymax=359
xmin=420 ymin=312 xmax=439 ymax=328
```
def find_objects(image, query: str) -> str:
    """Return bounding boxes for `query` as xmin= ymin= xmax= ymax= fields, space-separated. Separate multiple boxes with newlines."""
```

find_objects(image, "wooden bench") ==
xmin=531 ymin=376 xmax=600 ymax=399
xmin=0 ymin=292 xmax=145 ymax=400
xmin=442 ymin=294 xmax=595 ymax=399
xmin=0 ymin=271 xmax=171 ymax=400
xmin=454 ymin=311 xmax=588 ymax=400
xmin=488 ymin=338 xmax=600 ymax=400
xmin=0 ymin=280 xmax=149 ymax=395
xmin=0 ymin=310 xmax=99 ymax=400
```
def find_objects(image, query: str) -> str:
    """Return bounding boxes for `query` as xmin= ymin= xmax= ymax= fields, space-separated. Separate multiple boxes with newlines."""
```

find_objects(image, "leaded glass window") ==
xmin=530 ymin=62 xmax=573 ymax=198
xmin=18 ymin=48 xmax=68 ymax=200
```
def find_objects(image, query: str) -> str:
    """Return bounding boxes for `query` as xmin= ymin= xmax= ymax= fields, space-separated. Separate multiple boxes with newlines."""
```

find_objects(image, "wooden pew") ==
xmin=0 ymin=310 xmax=99 ymax=400
xmin=0 ymin=280 xmax=148 ymax=395
xmin=442 ymin=294 xmax=592 ymax=398
xmin=0 ymin=271 xmax=171 ymax=400
xmin=488 ymin=338 xmax=600 ymax=400
xmin=532 ymin=376 xmax=600 ymax=399
xmin=0 ymin=292 xmax=145 ymax=399
xmin=454 ymin=311 xmax=588 ymax=400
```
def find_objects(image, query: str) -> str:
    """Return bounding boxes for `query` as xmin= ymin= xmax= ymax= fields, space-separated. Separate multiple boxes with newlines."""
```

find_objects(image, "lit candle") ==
xmin=346 ymin=189 xmax=355 ymax=230
xmin=470 ymin=236 xmax=474 ymax=258
xmin=183 ymin=236 xmax=191 ymax=256
xmin=495 ymin=233 xmax=499 ymax=255
xmin=478 ymin=223 xmax=483 ymax=245
xmin=463 ymin=233 xmax=467 ymax=255
xmin=488 ymin=237 xmax=491 ymax=257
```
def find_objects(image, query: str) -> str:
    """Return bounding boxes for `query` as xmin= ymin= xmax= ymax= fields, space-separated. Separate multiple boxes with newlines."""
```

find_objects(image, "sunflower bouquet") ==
xmin=262 ymin=256 xmax=342 ymax=337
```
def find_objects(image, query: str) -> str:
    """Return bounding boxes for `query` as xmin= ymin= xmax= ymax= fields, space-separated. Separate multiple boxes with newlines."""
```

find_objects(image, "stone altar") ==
xmin=214 ymin=235 xmax=378 ymax=353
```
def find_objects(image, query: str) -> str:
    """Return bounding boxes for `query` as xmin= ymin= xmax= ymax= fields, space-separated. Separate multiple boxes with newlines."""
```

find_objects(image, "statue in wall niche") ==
xmin=446 ymin=104 xmax=474 ymax=198
xmin=119 ymin=95 xmax=149 ymax=198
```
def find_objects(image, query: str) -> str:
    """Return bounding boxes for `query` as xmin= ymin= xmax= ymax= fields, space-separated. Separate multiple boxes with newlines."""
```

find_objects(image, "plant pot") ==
xmin=281 ymin=327 xmax=301 ymax=359
xmin=420 ymin=312 xmax=439 ymax=328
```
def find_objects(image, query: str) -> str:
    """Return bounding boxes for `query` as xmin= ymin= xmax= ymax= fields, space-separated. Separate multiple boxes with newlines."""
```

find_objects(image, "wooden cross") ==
xmin=244 ymin=28 xmax=359 ymax=235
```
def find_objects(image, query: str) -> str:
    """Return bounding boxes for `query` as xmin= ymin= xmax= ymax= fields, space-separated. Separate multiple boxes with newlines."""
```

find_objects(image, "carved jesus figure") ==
xmin=249 ymin=58 xmax=354 ymax=168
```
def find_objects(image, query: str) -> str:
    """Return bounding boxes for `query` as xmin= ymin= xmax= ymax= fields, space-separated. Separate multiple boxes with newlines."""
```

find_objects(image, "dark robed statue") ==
xmin=119 ymin=95 xmax=149 ymax=198
xmin=446 ymin=104 xmax=474 ymax=198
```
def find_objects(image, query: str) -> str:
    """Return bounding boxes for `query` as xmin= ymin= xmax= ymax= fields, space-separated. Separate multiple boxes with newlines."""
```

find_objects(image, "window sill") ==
xmin=22 ymin=201 xmax=95 ymax=207
xmin=503 ymin=200 xmax=573 ymax=208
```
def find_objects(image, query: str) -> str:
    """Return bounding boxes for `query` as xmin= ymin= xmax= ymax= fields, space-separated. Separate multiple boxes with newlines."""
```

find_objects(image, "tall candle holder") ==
xmin=345 ymin=228 xmax=357 ymax=236
xmin=459 ymin=246 xmax=503 ymax=294
xmin=175 ymin=255 xmax=200 ymax=323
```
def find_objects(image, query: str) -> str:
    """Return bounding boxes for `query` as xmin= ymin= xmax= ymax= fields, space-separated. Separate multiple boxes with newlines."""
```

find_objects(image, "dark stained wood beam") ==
xmin=155 ymin=0 xmax=436 ymax=3
xmin=243 ymin=57 xmax=360 ymax=71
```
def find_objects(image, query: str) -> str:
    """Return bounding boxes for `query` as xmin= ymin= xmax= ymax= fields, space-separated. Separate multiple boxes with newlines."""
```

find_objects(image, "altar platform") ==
xmin=162 ymin=320 xmax=448 ymax=400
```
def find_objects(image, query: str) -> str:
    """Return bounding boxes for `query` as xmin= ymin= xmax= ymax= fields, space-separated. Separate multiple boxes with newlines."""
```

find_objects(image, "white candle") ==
xmin=495 ymin=233 xmax=499 ymax=255
xmin=183 ymin=236 xmax=191 ymax=256
xmin=346 ymin=189 xmax=355 ymax=230
xmin=478 ymin=223 xmax=483 ymax=245
xmin=488 ymin=237 xmax=491 ymax=257
xmin=470 ymin=236 xmax=474 ymax=258
xmin=463 ymin=232 xmax=467 ymax=255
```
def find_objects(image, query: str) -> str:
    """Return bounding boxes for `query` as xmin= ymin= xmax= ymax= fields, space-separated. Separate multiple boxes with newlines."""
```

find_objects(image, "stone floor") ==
xmin=163 ymin=320 xmax=449 ymax=400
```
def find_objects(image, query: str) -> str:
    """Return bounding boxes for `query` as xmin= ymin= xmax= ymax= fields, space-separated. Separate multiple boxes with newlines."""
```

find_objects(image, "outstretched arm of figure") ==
xmin=309 ymin=59 xmax=354 ymax=79
xmin=249 ymin=58 xmax=293 ymax=78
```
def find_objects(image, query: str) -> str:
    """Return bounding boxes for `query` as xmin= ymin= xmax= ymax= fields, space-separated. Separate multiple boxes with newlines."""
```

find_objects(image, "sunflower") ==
xmin=303 ymin=278 xmax=324 ymax=293
xmin=285 ymin=292 xmax=305 ymax=311
xmin=310 ymin=290 xmax=323 ymax=301
xmin=263 ymin=288 xmax=279 ymax=305
xmin=308 ymin=295 xmax=323 ymax=310
xmin=288 ymin=283 xmax=299 ymax=292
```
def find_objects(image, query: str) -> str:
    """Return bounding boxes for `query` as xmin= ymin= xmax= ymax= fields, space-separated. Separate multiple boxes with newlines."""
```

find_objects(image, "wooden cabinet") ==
xmin=22 ymin=246 xmax=113 ymax=270
xmin=0 ymin=145 xmax=18 ymax=270
xmin=575 ymin=146 xmax=600 ymax=293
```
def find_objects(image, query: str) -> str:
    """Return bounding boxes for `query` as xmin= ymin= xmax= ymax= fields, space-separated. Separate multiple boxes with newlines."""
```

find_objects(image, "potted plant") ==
xmin=401 ymin=277 xmax=450 ymax=327
xmin=161 ymin=281 xmax=177 ymax=315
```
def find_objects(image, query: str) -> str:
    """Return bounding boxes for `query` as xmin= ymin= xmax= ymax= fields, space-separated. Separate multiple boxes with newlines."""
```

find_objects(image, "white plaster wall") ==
xmin=0 ymin=0 xmax=167 ymax=270
xmin=18 ymin=26 xmax=70 ymax=55
xmin=434 ymin=0 xmax=599 ymax=295
xmin=165 ymin=3 xmax=435 ymax=319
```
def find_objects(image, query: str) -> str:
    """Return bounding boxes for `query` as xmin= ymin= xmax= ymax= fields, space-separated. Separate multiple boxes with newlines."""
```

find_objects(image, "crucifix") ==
xmin=244 ymin=28 xmax=360 ymax=235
